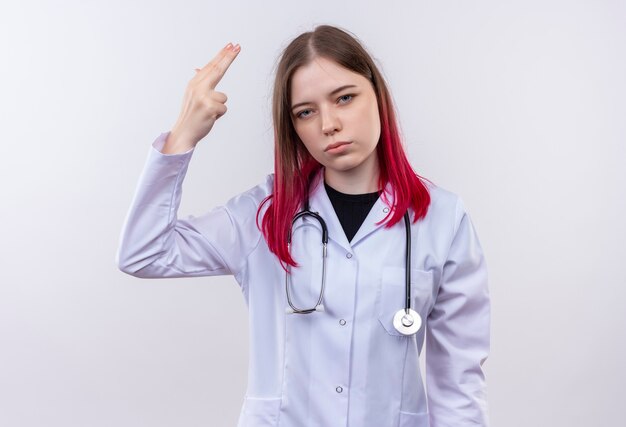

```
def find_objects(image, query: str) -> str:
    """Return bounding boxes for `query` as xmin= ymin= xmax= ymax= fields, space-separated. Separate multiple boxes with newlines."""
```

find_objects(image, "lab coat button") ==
xmin=383 ymin=207 xmax=390 ymax=213
xmin=346 ymin=253 xmax=352 ymax=259
xmin=336 ymin=386 xmax=343 ymax=393
xmin=339 ymin=319 xmax=346 ymax=326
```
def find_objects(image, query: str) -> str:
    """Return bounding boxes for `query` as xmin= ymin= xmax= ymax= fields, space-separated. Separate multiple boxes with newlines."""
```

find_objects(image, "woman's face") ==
xmin=290 ymin=57 xmax=381 ymax=187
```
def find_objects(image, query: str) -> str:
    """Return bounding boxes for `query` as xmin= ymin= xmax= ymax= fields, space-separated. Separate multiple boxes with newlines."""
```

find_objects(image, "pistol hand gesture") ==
xmin=168 ymin=42 xmax=241 ymax=150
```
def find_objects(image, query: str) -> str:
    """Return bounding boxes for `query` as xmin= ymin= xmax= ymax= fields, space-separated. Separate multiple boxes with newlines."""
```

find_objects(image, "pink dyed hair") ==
xmin=256 ymin=25 xmax=432 ymax=271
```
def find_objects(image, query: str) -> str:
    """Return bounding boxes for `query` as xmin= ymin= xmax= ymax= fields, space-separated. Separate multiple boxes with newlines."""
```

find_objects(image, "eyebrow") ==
xmin=291 ymin=84 xmax=358 ymax=111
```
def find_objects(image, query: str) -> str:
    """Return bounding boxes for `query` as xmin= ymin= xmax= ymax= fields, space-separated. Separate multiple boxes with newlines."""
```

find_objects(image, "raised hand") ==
xmin=164 ymin=42 xmax=241 ymax=154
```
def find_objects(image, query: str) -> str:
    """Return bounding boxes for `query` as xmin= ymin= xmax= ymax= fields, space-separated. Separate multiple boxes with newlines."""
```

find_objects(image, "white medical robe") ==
xmin=116 ymin=132 xmax=491 ymax=427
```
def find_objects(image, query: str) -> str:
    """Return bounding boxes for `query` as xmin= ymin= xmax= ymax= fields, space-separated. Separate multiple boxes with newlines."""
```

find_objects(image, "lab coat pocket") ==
xmin=399 ymin=410 xmax=430 ymax=427
xmin=238 ymin=396 xmax=282 ymax=427
xmin=377 ymin=266 xmax=435 ymax=337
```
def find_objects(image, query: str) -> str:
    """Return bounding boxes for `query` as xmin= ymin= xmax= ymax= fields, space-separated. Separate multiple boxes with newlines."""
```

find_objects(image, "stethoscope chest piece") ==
xmin=393 ymin=308 xmax=422 ymax=335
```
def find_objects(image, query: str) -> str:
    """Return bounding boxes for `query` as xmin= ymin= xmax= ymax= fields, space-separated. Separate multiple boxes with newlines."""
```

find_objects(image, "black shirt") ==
xmin=324 ymin=181 xmax=381 ymax=243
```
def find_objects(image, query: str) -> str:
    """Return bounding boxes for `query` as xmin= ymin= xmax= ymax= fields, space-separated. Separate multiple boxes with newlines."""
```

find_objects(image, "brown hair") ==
xmin=257 ymin=25 xmax=431 ymax=271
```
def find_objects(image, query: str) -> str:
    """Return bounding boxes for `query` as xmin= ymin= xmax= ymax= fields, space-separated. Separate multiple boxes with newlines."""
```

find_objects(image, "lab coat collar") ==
xmin=303 ymin=167 xmax=395 ymax=251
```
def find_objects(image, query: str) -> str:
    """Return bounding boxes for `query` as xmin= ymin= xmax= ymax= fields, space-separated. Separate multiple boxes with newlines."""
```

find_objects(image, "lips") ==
xmin=325 ymin=141 xmax=351 ymax=152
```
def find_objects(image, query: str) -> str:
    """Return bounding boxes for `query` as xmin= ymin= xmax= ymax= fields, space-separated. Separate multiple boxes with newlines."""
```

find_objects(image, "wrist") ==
xmin=163 ymin=129 xmax=196 ymax=154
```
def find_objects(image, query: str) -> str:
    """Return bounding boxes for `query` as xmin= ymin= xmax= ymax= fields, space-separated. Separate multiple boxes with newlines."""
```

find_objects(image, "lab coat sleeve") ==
xmin=115 ymin=131 xmax=262 ymax=281
xmin=425 ymin=197 xmax=491 ymax=426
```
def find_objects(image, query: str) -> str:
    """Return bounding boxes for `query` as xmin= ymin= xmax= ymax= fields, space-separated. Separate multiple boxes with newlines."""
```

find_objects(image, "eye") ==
xmin=296 ymin=109 xmax=313 ymax=119
xmin=338 ymin=94 xmax=353 ymax=104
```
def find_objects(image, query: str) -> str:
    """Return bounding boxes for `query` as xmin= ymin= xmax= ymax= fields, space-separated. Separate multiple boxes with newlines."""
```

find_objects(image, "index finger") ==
xmin=199 ymin=43 xmax=241 ymax=90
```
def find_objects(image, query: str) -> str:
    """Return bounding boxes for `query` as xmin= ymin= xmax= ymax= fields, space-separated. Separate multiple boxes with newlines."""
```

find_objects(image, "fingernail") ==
xmin=233 ymin=43 xmax=240 ymax=51
xmin=226 ymin=42 xmax=233 ymax=50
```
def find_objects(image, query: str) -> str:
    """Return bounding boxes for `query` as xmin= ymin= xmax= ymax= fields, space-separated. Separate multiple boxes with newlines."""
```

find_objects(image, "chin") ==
xmin=325 ymin=161 xmax=363 ymax=173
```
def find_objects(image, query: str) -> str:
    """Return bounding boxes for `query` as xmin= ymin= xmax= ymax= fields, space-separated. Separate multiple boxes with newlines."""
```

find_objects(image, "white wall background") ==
xmin=1 ymin=0 xmax=624 ymax=426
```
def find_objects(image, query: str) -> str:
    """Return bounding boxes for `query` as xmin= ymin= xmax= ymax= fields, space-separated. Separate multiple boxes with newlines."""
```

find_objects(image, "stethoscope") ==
xmin=285 ymin=196 xmax=421 ymax=336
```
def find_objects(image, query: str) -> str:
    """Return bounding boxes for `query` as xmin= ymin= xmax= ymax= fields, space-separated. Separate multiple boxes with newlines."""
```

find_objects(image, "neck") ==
xmin=323 ymin=153 xmax=380 ymax=194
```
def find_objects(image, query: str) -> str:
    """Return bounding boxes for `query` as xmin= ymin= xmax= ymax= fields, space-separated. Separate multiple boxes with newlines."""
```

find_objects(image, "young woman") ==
xmin=117 ymin=25 xmax=490 ymax=427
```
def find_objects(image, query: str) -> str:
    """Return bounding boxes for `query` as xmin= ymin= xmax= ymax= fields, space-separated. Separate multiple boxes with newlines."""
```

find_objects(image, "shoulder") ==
xmin=223 ymin=173 xmax=275 ymax=216
xmin=421 ymin=179 xmax=468 ymax=235
xmin=237 ymin=173 xmax=274 ymax=204
xmin=246 ymin=173 xmax=275 ymax=201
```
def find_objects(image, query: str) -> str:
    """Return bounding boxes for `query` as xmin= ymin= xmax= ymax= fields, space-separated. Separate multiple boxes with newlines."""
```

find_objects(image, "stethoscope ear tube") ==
xmin=285 ymin=204 xmax=328 ymax=314
xmin=288 ymin=210 xmax=329 ymax=245
xmin=286 ymin=304 xmax=325 ymax=314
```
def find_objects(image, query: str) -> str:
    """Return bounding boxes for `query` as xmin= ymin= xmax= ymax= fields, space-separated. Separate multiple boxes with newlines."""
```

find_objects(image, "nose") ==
xmin=321 ymin=107 xmax=341 ymax=135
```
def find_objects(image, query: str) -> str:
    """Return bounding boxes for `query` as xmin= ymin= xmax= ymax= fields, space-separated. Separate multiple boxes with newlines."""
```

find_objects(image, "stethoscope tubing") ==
xmin=285 ymin=207 xmax=328 ymax=314
xmin=285 ymin=199 xmax=413 ymax=320
xmin=404 ymin=210 xmax=411 ymax=313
